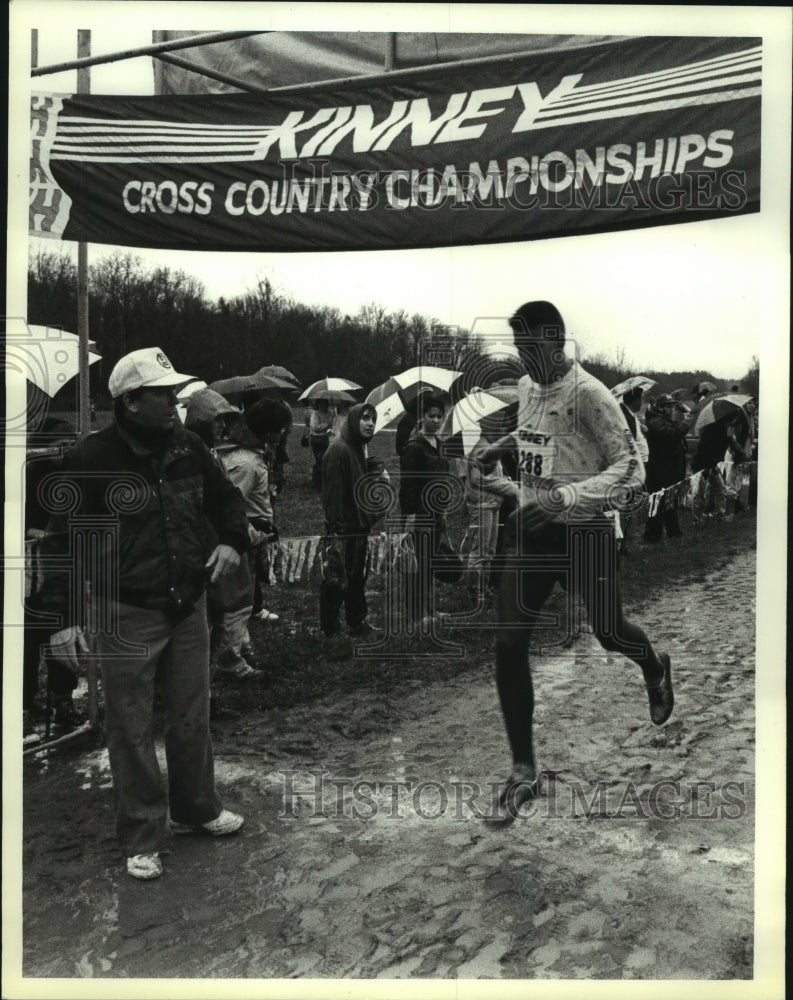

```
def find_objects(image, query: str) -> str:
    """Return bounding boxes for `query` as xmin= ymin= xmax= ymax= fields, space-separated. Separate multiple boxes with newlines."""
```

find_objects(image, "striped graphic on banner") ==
xmin=47 ymin=46 xmax=762 ymax=164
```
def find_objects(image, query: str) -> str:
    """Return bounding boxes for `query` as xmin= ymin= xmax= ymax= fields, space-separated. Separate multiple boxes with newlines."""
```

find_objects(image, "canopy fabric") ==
xmin=150 ymin=31 xmax=623 ymax=95
xmin=30 ymin=33 xmax=760 ymax=252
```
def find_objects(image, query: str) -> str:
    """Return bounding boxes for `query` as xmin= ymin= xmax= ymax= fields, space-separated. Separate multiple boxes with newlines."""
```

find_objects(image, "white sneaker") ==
xmin=126 ymin=852 xmax=163 ymax=880
xmin=171 ymin=809 xmax=244 ymax=836
xmin=255 ymin=608 xmax=279 ymax=622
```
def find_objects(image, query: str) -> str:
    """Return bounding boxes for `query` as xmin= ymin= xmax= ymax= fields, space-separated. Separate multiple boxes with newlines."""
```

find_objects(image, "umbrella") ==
xmin=209 ymin=372 xmax=298 ymax=398
xmin=692 ymin=394 xmax=753 ymax=435
xmin=693 ymin=380 xmax=718 ymax=396
xmin=299 ymin=377 xmax=363 ymax=402
xmin=365 ymin=366 xmax=463 ymax=428
xmin=255 ymin=364 xmax=301 ymax=387
xmin=302 ymin=388 xmax=358 ymax=405
xmin=6 ymin=325 xmax=102 ymax=398
xmin=175 ymin=379 xmax=210 ymax=423
xmin=610 ymin=375 xmax=656 ymax=398
xmin=440 ymin=390 xmax=515 ymax=457
xmin=176 ymin=379 xmax=208 ymax=400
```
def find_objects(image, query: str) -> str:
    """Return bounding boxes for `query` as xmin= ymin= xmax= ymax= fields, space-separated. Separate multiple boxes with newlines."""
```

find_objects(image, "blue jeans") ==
xmin=99 ymin=594 xmax=222 ymax=856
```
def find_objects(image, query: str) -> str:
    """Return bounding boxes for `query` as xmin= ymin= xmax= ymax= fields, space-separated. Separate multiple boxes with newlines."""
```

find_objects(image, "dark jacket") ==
xmin=38 ymin=417 xmax=249 ymax=627
xmin=398 ymin=432 xmax=450 ymax=522
xmin=321 ymin=404 xmax=380 ymax=536
xmin=691 ymin=420 xmax=731 ymax=473
xmin=395 ymin=412 xmax=417 ymax=456
xmin=644 ymin=408 xmax=688 ymax=491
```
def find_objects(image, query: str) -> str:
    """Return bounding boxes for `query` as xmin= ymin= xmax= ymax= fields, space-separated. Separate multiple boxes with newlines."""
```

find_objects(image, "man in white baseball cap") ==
xmin=40 ymin=347 xmax=250 ymax=881
xmin=108 ymin=346 xmax=194 ymax=398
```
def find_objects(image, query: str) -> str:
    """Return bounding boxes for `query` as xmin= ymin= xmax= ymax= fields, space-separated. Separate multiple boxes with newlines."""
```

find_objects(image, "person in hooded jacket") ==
xmin=320 ymin=402 xmax=386 ymax=659
xmin=643 ymin=394 xmax=689 ymax=543
xmin=184 ymin=390 xmax=287 ymax=682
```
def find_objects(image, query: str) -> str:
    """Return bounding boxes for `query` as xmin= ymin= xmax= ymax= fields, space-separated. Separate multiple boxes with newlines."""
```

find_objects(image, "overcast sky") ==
xmin=11 ymin=3 xmax=792 ymax=380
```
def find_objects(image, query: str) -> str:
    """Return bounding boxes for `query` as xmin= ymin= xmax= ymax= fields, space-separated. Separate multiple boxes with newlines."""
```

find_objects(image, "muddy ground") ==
xmin=17 ymin=527 xmax=759 ymax=987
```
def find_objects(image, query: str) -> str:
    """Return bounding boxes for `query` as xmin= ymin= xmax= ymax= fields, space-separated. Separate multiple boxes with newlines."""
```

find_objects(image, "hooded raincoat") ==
xmin=319 ymin=403 xmax=381 ymax=637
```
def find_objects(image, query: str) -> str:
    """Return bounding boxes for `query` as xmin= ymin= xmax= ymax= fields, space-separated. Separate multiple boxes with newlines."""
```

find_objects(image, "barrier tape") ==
xmin=23 ymin=462 xmax=756 ymax=594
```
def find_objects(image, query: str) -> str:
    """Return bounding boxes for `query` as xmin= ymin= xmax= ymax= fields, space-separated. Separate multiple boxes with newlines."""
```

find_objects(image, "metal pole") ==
xmin=77 ymin=30 xmax=90 ymax=440
xmin=76 ymin=29 xmax=99 ymax=733
xmin=32 ymin=29 xmax=269 ymax=77
xmin=384 ymin=33 xmax=395 ymax=72
xmin=31 ymin=28 xmax=38 ymax=69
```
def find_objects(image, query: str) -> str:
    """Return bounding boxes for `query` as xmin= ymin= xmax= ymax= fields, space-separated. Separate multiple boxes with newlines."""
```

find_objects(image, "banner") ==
xmin=30 ymin=35 xmax=761 ymax=252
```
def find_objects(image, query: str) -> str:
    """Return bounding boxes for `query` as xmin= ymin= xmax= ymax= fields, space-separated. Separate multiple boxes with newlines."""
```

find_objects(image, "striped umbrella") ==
xmin=299 ymin=377 xmax=363 ymax=401
xmin=610 ymin=375 xmax=656 ymax=398
xmin=440 ymin=390 xmax=515 ymax=457
xmin=693 ymin=394 xmax=753 ymax=435
xmin=365 ymin=366 xmax=463 ymax=429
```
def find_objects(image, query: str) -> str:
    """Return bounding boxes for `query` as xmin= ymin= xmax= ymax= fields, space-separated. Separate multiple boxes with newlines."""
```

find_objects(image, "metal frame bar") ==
xmin=31 ymin=29 xmax=269 ymax=78
xmin=263 ymin=43 xmax=612 ymax=95
xmin=152 ymin=51 xmax=273 ymax=94
xmin=29 ymin=29 xmax=596 ymax=93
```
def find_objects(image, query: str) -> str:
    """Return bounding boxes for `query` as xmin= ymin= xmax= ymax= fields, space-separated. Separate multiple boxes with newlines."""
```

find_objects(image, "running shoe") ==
xmin=646 ymin=653 xmax=674 ymax=726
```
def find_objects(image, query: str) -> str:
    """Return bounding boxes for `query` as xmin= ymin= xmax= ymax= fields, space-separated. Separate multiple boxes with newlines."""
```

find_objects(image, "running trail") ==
xmin=22 ymin=548 xmax=755 ymax=980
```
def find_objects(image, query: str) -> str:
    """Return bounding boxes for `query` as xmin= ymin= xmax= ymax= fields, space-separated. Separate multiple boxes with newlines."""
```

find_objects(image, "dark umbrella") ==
xmin=209 ymin=373 xmax=298 ymax=398
xmin=255 ymin=365 xmax=301 ymax=387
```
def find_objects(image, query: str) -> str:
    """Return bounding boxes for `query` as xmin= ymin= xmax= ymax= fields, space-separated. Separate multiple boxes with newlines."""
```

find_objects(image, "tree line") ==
xmin=27 ymin=248 xmax=757 ymax=408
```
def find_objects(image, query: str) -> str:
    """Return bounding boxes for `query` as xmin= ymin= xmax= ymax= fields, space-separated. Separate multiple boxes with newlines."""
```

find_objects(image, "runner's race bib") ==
xmin=517 ymin=428 xmax=556 ymax=489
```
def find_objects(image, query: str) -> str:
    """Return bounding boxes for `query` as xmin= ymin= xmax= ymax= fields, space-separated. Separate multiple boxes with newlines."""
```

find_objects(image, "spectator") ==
xmin=398 ymin=393 xmax=453 ymax=627
xmin=185 ymin=391 xmax=284 ymax=683
xmin=332 ymin=399 xmax=353 ymax=437
xmin=306 ymin=400 xmax=335 ymax=490
xmin=619 ymin=387 xmax=650 ymax=463
xmin=319 ymin=402 xmax=385 ymax=660
xmin=270 ymin=405 xmax=292 ymax=498
xmin=40 ymin=347 xmax=249 ymax=881
xmin=723 ymin=411 xmax=753 ymax=517
xmin=617 ymin=386 xmax=649 ymax=555
xmin=491 ymin=302 xmax=673 ymax=822
xmin=246 ymin=398 xmax=294 ymax=620
xmin=691 ymin=417 xmax=733 ymax=520
xmin=23 ymin=417 xmax=80 ymax=732
xmin=464 ymin=420 xmax=519 ymax=597
xmin=643 ymin=394 xmax=689 ymax=543
xmin=395 ymin=388 xmax=432 ymax=457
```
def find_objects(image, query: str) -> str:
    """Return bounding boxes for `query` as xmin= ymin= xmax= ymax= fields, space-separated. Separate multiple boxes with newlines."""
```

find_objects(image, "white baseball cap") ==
xmin=108 ymin=347 xmax=194 ymax=399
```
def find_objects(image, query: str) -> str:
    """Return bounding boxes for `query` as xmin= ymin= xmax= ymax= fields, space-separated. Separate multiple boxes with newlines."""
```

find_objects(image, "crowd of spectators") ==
xmin=20 ymin=333 xmax=758 ymax=875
